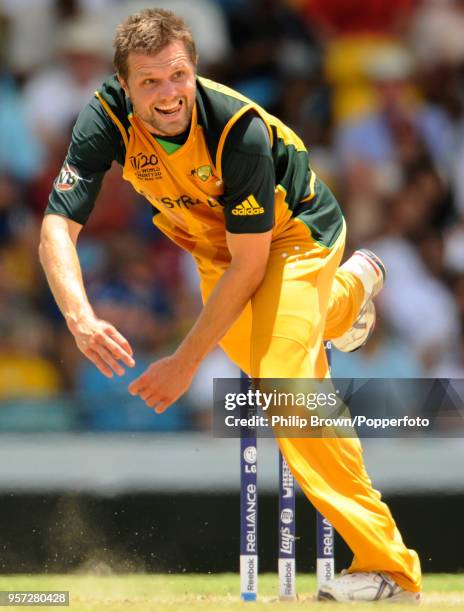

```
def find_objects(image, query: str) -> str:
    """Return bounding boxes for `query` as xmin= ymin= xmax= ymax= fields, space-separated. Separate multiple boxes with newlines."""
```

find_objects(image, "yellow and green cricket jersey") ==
xmin=47 ymin=75 xmax=343 ymax=267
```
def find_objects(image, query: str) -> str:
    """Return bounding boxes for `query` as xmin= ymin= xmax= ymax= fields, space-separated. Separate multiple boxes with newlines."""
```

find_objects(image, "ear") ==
xmin=117 ymin=74 xmax=130 ymax=98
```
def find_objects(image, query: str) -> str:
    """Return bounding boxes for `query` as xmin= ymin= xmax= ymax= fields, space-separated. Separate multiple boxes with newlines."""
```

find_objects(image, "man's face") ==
xmin=120 ymin=41 xmax=196 ymax=137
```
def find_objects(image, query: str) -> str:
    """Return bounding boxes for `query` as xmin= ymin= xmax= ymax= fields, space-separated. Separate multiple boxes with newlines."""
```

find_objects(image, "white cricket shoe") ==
xmin=317 ymin=571 xmax=421 ymax=603
xmin=332 ymin=249 xmax=386 ymax=352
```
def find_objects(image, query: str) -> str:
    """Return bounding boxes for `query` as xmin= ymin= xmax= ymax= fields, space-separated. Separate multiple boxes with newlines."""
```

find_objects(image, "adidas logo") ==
xmin=231 ymin=195 xmax=265 ymax=216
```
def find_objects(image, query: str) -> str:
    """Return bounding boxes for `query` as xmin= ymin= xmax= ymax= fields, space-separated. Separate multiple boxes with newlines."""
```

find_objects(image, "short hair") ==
xmin=113 ymin=8 xmax=197 ymax=80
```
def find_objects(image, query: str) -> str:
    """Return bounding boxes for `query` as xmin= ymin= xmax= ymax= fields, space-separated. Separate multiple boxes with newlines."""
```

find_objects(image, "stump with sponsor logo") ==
xmin=239 ymin=344 xmax=335 ymax=601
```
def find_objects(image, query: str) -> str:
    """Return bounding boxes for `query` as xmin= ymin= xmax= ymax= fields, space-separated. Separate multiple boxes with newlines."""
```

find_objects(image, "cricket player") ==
xmin=39 ymin=9 xmax=421 ymax=602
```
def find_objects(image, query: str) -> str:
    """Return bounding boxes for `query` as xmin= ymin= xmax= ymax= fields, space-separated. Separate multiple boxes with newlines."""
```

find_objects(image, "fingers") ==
xmin=84 ymin=330 xmax=135 ymax=376
xmin=105 ymin=325 xmax=134 ymax=359
xmin=100 ymin=330 xmax=135 ymax=368
xmin=128 ymin=371 xmax=150 ymax=395
xmin=129 ymin=377 xmax=170 ymax=411
xmin=128 ymin=380 xmax=138 ymax=395
xmin=94 ymin=345 xmax=126 ymax=376
xmin=72 ymin=316 xmax=136 ymax=377
xmin=127 ymin=357 xmax=188 ymax=412
xmin=86 ymin=349 xmax=114 ymax=378
xmin=132 ymin=386 xmax=151 ymax=402
xmin=144 ymin=393 xmax=169 ymax=414
xmin=128 ymin=381 xmax=145 ymax=395
xmin=154 ymin=401 xmax=169 ymax=414
xmin=144 ymin=394 xmax=159 ymax=408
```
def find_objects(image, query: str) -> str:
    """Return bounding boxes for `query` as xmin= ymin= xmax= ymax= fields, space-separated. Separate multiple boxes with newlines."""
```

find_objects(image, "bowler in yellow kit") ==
xmin=39 ymin=8 xmax=421 ymax=603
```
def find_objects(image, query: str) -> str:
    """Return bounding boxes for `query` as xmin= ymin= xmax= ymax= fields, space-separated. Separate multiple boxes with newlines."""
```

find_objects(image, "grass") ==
xmin=0 ymin=574 xmax=462 ymax=611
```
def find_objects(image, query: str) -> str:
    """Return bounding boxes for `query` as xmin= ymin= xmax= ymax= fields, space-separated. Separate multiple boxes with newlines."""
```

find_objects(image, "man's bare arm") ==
xmin=176 ymin=229 xmax=272 ymax=365
xmin=128 ymin=229 xmax=272 ymax=411
xmin=39 ymin=214 xmax=135 ymax=377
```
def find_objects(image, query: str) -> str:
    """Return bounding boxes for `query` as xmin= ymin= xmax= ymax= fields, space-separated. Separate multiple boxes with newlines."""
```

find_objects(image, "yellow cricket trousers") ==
xmin=199 ymin=222 xmax=421 ymax=592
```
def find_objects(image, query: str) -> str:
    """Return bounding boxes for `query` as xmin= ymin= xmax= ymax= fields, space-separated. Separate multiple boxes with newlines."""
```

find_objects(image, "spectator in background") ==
xmin=0 ymin=174 xmax=32 ymax=246
xmin=0 ymin=174 xmax=41 ymax=304
xmin=0 ymin=0 xmax=57 ymax=76
xmin=333 ymin=45 xmax=453 ymax=247
xmin=335 ymin=46 xmax=450 ymax=183
xmin=22 ymin=13 xmax=112 ymax=151
xmin=407 ymin=2 xmax=464 ymax=213
xmin=430 ymin=278 xmax=464 ymax=378
xmin=369 ymin=183 xmax=460 ymax=371
xmin=23 ymin=11 xmax=137 ymax=222
xmin=0 ymin=172 xmax=63 ymax=401
xmin=432 ymin=328 xmax=464 ymax=379
xmin=274 ymin=39 xmax=330 ymax=146
xmin=0 ymin=311 xmax=62 ymax=399
xmin=295 ymin=0 xmax=415 ymax=38
xmin=409 ymin=0 xmax=464 ymax=69
xmin=294 ymin=0 xmax=416 ymax=125
xmin=225 ymin=0 xmax=318 ymax=107
xmin=0 ymin=12 xmax=44 ymax=182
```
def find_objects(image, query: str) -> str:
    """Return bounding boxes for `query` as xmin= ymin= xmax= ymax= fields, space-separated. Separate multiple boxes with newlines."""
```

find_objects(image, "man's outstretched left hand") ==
xmin=128 ymin=354 xmax=196 ymax=413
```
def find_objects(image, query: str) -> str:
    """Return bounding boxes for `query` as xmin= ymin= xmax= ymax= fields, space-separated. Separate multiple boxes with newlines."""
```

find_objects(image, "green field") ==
xmin=0 ymin=574 xmax=462 ymax=611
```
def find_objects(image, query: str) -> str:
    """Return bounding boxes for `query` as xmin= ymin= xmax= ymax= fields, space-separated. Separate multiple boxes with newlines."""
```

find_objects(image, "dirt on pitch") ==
xmin=0 ymin=573 xmax=462 ymax=611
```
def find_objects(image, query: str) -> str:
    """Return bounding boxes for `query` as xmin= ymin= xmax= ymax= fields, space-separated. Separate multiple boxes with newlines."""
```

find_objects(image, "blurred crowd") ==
xmin=1 ymin=0 xmax=464 ymax=431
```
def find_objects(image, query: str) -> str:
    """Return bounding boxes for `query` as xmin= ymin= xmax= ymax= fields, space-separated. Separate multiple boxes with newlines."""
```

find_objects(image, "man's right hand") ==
xmin=67 ymin=314 xmax=135 ymax=378
xmin=39 ymin=215 xmax=135 ymax=378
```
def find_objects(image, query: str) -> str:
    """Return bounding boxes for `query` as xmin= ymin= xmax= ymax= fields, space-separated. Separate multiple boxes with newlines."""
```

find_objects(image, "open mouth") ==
xmin=154 ymin=100 xmax=182 ymax=116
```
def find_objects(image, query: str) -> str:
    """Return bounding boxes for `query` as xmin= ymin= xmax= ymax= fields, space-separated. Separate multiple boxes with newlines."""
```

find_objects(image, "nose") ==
xmin=157 ymin=79 xmax=178 ymax=102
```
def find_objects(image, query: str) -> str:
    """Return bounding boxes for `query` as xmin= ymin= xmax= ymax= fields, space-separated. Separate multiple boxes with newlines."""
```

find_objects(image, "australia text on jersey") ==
xmin=150 ymin=194 xmax=222 ymax=210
